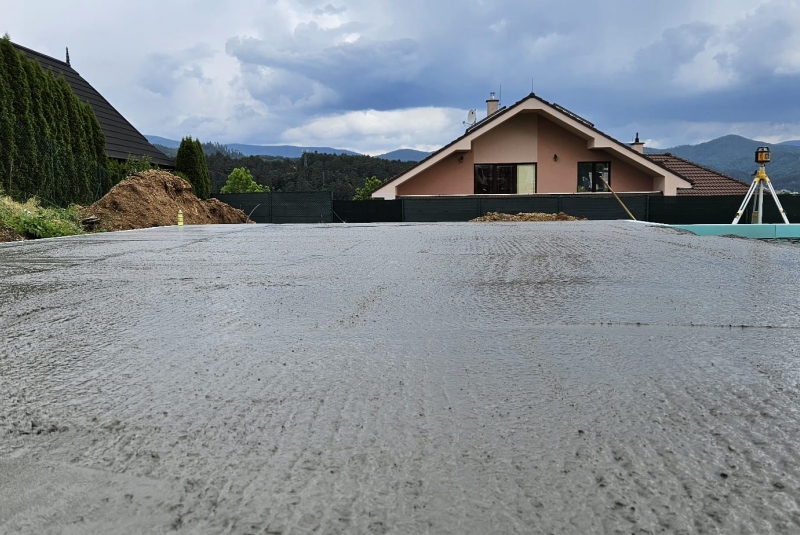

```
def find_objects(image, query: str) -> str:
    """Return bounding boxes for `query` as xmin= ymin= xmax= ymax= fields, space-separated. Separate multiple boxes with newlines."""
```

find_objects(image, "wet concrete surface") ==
xmin=1 ymin=221 xmax=800 ymax=534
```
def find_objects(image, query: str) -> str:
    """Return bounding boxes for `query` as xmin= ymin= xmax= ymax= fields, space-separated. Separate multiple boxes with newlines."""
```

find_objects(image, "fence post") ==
xmin=269 ymin=191 xmax=274 ymax=224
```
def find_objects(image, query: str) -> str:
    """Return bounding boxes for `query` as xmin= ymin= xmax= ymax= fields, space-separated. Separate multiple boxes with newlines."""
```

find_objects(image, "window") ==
xmin=577 ymin=162 xmax=610 ymax=192
xmin=474 ymin=164 xmax=537 ymax=194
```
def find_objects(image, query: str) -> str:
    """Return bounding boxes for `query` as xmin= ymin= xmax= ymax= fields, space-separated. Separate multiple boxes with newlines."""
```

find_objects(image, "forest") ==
xmin=204 ymin=150 xmax=417 ymax=200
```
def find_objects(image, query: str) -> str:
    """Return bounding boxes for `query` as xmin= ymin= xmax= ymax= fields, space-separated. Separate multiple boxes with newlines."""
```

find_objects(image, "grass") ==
xmin=0 ymin=193 xmax=84 ymax=239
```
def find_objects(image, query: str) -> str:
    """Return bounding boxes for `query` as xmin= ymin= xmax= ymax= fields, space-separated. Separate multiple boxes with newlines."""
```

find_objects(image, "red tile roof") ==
xmin=646 ymin=153 xmax=750 ymax=196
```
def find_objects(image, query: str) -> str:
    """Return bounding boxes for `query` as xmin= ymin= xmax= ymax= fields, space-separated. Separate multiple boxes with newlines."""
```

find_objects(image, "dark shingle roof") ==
xmin=645 ymin=153 xmax=750 ymax=196
xmin=12 ymin=42 xmax=174 ymax=168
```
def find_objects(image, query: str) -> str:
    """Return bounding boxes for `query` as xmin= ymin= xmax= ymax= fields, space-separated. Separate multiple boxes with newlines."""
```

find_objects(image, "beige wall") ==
xmin=394 ymin=112 xmax=657 ymax=196
xmin=473 ymin=113 xmax=538 ymax=164
xmin=397 ymin=151 xmax=474 ymax=196
xmin=536 ymin=117 xmax=654 ymax=193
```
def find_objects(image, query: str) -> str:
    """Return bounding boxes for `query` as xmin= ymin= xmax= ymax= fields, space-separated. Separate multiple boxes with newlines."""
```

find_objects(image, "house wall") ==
xmin=394 ymin=113 xmax=656 ymax=197
xmin=473 ymin=114 xmax=538 ymax=164
xmin=397 ymin=151 xmax=474 ymax=196
xmin=536 ymin=117 xmax=654 ymax=193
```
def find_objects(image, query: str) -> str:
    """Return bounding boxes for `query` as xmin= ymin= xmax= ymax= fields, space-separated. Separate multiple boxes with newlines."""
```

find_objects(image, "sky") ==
xmin=5 ymin=0 xmax=800 ymax=154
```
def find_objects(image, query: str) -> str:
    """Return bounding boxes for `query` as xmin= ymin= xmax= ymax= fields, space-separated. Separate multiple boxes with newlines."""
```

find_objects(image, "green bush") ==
xmin=0 ymin=195 xmax=83 ymax=238
xmin=352 ymin=176 xmax=383 ymax=200
xmin=220 ymin=167 xmax=270 ymax=193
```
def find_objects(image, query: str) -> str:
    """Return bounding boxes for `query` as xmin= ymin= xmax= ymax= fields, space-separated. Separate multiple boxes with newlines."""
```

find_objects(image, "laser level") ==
xmin=732 ymin=146 xmax=790 ymax=225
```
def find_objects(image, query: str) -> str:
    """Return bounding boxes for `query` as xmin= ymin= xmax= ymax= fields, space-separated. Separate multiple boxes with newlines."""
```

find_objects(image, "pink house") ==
xmin=372 ymin=93 xmax=746 ymax=199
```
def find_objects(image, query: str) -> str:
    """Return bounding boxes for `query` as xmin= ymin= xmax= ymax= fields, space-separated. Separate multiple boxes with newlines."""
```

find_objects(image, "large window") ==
xmin=577 ymin=162 xmax=611 ymax=192
xmin=474 ymin=164 xmax=537 ymax=194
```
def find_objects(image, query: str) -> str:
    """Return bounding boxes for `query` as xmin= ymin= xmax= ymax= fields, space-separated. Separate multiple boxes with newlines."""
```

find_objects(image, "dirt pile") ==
xmin=471 ymin=211 xmax=585 ymax=222
xmin=81 ymin=170 xmax=249 ymax=231
xmin=0 ymin=226 xmax=25 ymax=242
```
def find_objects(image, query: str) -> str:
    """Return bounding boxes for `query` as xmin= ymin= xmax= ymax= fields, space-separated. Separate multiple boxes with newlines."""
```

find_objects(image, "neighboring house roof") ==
xmin=645 ymin=153 xmax=750 ymax=196
xmin=12 ymin=41 xmax=175 ymax=168
xmin=372 ymin=93 xmax=692 ymax=199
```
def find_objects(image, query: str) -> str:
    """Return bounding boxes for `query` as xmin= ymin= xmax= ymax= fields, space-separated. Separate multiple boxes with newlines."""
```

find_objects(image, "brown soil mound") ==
xmin=81 ymin=170 xmax=249 ymax=231
xmin=471 ymin=211 xmax=585 ymax=222
xmin=0 ymin=226 xmax=26 ymax=242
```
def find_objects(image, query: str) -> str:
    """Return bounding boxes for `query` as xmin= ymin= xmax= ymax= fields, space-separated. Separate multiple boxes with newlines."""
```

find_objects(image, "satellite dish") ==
xmin=463 ymin=109 xmax=477 ymax=126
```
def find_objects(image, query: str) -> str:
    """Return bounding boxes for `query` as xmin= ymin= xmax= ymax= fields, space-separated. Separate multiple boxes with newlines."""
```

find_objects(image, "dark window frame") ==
xmin=474 ymin=163 xmax=538 ymax=194
xmin=577 ymin=161 xmax=611 ymax=193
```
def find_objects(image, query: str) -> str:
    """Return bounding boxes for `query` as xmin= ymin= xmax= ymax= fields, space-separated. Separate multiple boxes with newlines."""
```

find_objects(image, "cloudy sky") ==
xmin=6 ymin=0 xmax=800 ymax=154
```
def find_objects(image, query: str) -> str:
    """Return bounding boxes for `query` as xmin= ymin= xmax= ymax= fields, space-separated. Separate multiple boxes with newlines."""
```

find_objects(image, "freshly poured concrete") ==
xmin=1 ymin=222 xmax=800 ymax=534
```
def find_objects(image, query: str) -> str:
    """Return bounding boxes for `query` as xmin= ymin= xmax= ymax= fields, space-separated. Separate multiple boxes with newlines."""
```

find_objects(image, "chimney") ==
xmin=630 ymin=132 xmax=645 ymax=154
xmin=486 ymin=92 xmax=499 ymax=117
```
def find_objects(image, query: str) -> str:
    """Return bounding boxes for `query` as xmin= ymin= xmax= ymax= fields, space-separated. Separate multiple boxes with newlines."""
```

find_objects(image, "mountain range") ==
xmin=145 ymin=135 xmax=429 ymax=161
xmin=146 ymin=134 xmax=800 ymax=191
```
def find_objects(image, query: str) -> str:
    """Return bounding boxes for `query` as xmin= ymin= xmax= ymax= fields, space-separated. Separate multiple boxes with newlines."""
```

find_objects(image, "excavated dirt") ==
xmin=0 ymin=226 xmax=25 ymax=242
xmin=80 ymin=170 xmax=249 ymax=231
xmin=471 ymin=211 xmax=585 ymax=222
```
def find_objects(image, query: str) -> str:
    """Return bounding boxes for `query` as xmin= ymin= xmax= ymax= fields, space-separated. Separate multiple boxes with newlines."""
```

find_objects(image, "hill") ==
xmin=376 ymin=149 xmax=431 ymax=162
xmin=146 ymin=135 xmax=181 ymax=148
xmin=145 ymin=136 xmax=360 ymax=158
xmin=647 ymin=135 xmax=800 ymax=192
xmin=780 ymin=140 xmax=800 ymax=147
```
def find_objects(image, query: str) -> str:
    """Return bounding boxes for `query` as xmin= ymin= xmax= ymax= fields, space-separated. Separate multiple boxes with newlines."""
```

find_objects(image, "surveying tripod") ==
xmin=732 ymin=146 xmax=790 ymax=224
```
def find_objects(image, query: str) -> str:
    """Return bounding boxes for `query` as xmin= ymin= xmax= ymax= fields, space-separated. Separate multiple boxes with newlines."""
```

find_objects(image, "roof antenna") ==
xmin=65 ymin=47 xmax=70 ymax=66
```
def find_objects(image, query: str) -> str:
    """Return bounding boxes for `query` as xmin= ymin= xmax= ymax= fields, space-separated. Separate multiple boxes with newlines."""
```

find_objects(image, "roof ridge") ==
xmin=10 ymin=40 xmax=71 ymax=69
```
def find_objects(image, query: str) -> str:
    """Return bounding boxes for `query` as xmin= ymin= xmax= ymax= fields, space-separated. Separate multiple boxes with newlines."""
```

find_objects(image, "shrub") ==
xmin=0 ymin=195 xmax=83 ymax=238
xmin=220 ymin=167 xmax=270 ymax=194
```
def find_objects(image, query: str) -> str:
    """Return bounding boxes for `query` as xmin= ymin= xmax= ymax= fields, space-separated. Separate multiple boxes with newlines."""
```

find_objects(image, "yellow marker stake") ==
xmin=178 ymin=209 xmax=184 ymax=226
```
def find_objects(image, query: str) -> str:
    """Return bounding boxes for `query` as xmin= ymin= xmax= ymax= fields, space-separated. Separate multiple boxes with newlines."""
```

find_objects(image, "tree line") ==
xmin=0 ymin=36 xmax=109 ymax=206
xmin=205 ymin=151 xmax=415 ymax=200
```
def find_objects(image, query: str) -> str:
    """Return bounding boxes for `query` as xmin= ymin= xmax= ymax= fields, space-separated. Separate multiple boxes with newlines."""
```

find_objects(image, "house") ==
xmin=12 ymin=41 xmax=174 ymax=169
xmin=372 ymin=93 xmax=748 ymax=199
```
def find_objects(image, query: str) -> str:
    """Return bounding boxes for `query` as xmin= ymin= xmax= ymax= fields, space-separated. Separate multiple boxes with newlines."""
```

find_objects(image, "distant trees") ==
xmin=205 ymin=151 xmax=414 ymax=200
xmin=0 ymin=36 xmax=107 ymax=206
xmin=175 ymin=137 xmax=211 ymax=199
xmin=220 ymin=167 xmax=270 ymax=193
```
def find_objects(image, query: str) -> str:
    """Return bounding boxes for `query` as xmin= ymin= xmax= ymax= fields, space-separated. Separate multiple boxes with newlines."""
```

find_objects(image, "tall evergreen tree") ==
xmin=0 ymin=39 xmax=15 ymax=193
xmin=193 ymin=138 xmax=211 ymax=199
xmin=0 ymin=38 xmax=109 ymax=205
xmin=175 ymin=136 xmax=211 ymax=199
xmin=0 ymin=39 xmax=37 ymax=198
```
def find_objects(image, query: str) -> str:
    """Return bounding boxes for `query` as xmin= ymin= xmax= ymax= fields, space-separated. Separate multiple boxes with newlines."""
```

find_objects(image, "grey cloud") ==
xmin=314 ymin=4 xmax=346 ymax=16
xmin=139 ymin=46 xmax=215 ymax=96
xmin=228 ymin=34 xmax=423 ymax=110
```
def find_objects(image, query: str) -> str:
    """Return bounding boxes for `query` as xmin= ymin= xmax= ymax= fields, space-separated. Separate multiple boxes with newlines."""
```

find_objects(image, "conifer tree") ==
xmin=0 ymin=39 xmax=15 ymax=193
xmin=175 ymin=136 xmax=212 ymax=199
xmin=0 ymin=39 xmax=37 ymax=198
xmin=193 ymin=138 xmax=211 ymax=199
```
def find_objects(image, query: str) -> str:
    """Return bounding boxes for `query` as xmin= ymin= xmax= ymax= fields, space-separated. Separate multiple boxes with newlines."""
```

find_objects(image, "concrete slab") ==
xmin=2 ymin=222 xmax=800 ymax=534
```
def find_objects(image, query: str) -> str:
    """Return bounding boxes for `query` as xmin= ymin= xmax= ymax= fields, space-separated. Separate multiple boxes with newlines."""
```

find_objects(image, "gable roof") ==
xmin=645 ymin=153 xmax=750 ymax=196
xmin=372 ymin=93 xmax=692 ymax=199
xmin=12 ymin=41 xmax=175 ymax=168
